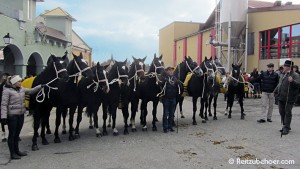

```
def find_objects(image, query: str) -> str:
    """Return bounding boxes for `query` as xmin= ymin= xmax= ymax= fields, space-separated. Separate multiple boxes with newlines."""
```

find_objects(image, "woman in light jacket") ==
xmin=0 ymin=75 xmax=42 ymax=160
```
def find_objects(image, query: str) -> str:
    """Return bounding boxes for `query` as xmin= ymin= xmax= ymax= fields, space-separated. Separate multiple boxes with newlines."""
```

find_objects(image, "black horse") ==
xmin=227 ymin=63 xmax=245 ymax=119
xmin=174 ymin=56 xmax=203 ymax=118
xmin=54 ymin=53 xmax=93 ymax=143
xmin=30 ymin=54 xmax=69 ymax=151
xmin=140 ymin=54 xmax=164 ymax=131
xmin=102 ymin=59 xmax=129 ymax=136
xmin=187 ymin=57 xmax=215 ymax=124
xmin=128 ymin=56 xmax=146 ymax=132
xmin=207 ymin=57 xmax=226 ymax=120
xmin=76 ymin=62 xmax=110 ymax=137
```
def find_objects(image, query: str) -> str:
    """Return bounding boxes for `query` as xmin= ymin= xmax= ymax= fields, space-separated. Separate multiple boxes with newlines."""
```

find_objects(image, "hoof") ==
xmin=75 ymin=134 xmax=80 ymax=139
xmin=102 ymin=131 xmax=108 ymax=136
xmin=213 ymin=116 xmax=217 ymax=120
xmin=241 ymin=116 xmax=245 ymax=120
xmin=32 ymin=145 xmax=39 ymax=151
xmin=2 ymin=138 xmax=7 ymax=142
xmin=89 ymin=126 xmax=94 ymax=129
xmin=42 ymin=139 xmax=49 ymax=145
xmin=181 ymin=115 xmax=185 ymax=118
xmin=228 ymin=115 xmax=231 ymax=119
xmin=69 ymin=135 xmax=75 ymax=141
xmin=199 ymin=114 xmax=204 ymax=119
xmin=202 ymin=120 xmax=206 ymax=123
xmin=209 ymin=113 xmax=212 ymax=117
xmin=62 ymin=130 xmax=67 ymax=135
xmin=129 ymin=124 xmax=132 ymax=127
xmin=155 ymin=117 xmax=158 ymax=122
xmin=113 ymin=132 xmax=119 ymax=136
xmin=142 ymin=128 xmax=147 ymax=132
xmin=46 ymin=130 xmax=52 ymax=135
xmin=107 ymin=124 xmax=111 ymax=128
xmin=96 ymin=133 xmax=102 ymax=137
xmin=54 ymin=138 xmax=61 ymax=143
xmin=152 ymin=126 xmax=157 ymax=131
xmin=192 ymin=121 xmax=197 ymax=125
xmin=205 ymin=117 xmax=208 ymax=121
xmin=124 ymin=130 xmax=129 ymax=135
xmin=132 ymin=128 xmax=137 ymax=132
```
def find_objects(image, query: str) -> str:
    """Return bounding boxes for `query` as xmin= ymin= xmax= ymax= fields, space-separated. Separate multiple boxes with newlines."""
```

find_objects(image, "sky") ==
xmin=36 ymin=0 xmax=300 ymax=64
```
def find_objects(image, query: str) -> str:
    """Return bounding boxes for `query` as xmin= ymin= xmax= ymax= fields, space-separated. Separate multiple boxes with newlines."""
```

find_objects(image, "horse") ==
xmin=102 ymin=59 xmax=129 ymax=136
xmin=206 ymin=57 xmax=226 ymax=120
xmin=174 ymin=56 xmax=203 ymax=119
xmin=30 ymin=54 xmax=69 ymax=151
xmin=140 ymin=54 xmax=164 ymax=131
xmin=76 ymin=62 xmax=110 ymax=137
xmin=53 ymin=53 xmax=94 ymax=143
xmin=226 ymin=63 xmax=245 ymax=120
xmin=187 ymin=57 xmax=215 ymax=124
xmin=128 ymin=56 xmax=146 ymax=132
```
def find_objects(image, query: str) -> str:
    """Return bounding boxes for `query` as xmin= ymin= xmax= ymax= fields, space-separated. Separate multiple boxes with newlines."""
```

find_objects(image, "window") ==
xmin=259 ymin=23 xmax=300 ymax=60
xmin=247 ymin=32 xmax=254 ymax=55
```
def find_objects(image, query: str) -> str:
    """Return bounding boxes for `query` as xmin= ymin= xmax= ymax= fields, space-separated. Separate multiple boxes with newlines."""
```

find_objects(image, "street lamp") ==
xmin=3 ymin=33 xmax=13 ymax=45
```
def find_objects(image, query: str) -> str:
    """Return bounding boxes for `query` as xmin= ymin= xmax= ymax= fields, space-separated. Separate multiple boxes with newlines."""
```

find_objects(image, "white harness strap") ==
xmin=186 ymin=61 xmax=200 ymax=75
xmin=69 ymin=59 xmax=91 ymax=79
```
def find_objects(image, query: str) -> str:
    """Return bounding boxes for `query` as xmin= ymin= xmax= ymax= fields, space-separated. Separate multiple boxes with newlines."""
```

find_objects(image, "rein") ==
xmin=128 ymin=64 xmax=144 ymax=92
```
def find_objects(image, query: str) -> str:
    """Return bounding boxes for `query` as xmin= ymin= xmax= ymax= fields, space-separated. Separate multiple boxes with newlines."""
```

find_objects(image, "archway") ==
xmin=0 ymin=44 xmax=23 ymax=75
xmin=27 ymin=52 xmax=43 ymax=76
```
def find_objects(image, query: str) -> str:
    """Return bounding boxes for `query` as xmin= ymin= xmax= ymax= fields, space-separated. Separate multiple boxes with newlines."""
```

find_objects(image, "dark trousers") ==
xmin=162 ymin=98 xmax=176 ymax=130
xmin=7 ymin=114 xmax=24 ymax=156
xmin=278 ymin=100 xmax=293 ymax=129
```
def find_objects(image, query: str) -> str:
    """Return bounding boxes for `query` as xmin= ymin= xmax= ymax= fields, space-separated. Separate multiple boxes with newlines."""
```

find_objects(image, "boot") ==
xmin=16 ymin=151 xmax=27 ymax=156
xmin=10 ymin=154 xmax=21 ymax=160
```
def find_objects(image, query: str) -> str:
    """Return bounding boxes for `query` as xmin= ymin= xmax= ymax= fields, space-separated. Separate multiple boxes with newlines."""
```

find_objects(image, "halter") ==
xmin=69 ymin=59 xmax=91 ymax=79
xmin=226 ymin=71 xmax=254 ymax=91
xmin=108 ymin=65 xmax=128 ymax=85
xmin=186 ymin=61 xmax=200 ymax=75
xmin=145 ymin=61 xmax=163 ymax=84
xmin=157 ymin=76 xmax=181 ymax=97
xmin=128 ymin=63 xmax=145 ymax=92
xmin=36 ymin=62 xmax=67 ymax=103
xmin=212 ymin=60 xmax=226 ymax=75
xmin=87 ymin=68 xmax=110 ymax=93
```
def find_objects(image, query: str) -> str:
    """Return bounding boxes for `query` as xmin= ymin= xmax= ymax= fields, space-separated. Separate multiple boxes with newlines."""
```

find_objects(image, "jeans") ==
xmin=261 ymin=92 xmax=274 ymax=120
xmin=253 ymin=83 xmax=260 ymax=95
xmin=7 ymin=114 xmax=24 ymax=156
xmin=162 ymin=98 xmax=176 ymax=130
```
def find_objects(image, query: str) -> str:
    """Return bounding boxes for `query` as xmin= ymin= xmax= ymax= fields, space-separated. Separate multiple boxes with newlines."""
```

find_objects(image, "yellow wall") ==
xmin=248 ymin=9 xmax=300 ymax=71
xmin=174 ymin=22 xmax=200 ymax=39
xmin=202 ymin=30 xmax=212 ymax=61
xmin=187 ymin=35 xmax=198 ymax=62
xmin=176 ymin=39 xmax=184 ymax=64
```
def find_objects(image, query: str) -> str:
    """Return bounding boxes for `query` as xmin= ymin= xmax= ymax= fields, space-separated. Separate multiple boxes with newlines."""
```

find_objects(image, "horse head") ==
xmin=231 ymin=63 xmax=242 ymax=86
xmin=48 ymin=54 xmax=69 ymax=82
xmin=184 ymin=56 xmax=203 ymax=77
xmin=93 ymin=62 xmax=110 ymax=93
xmin=212 ymin=56 xmax=226 ymax=76
xmin=201 ymin=57 xmax=215 ymax=80
xmin=131 ymin=56 xmax=146 ymax=79
xmin=110 ymin=59 xmax=129 ymax=85
xmin=69 ymin=53 xmax=93 ymax=82
xmin=149 ymin=54 xmax=164 ymax=75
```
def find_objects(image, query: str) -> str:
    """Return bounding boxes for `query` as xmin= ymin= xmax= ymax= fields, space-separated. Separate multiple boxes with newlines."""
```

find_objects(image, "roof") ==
xmin=35 ymin=22 xmax=69 ymax=42
xmin=248 ymin=1 xmax=274 ymax=8
xmin=72 ymin=30 xmax=92 ymax=51
xmin=42 ymin=7 xmax=76 ymax=21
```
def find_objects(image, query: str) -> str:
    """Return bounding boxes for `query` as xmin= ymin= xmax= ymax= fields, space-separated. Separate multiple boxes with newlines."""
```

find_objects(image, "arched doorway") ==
xmin=27 ymin=52 xmax=43 ymax=76
xmin=0 ymin=44 xmax=23 ymax=76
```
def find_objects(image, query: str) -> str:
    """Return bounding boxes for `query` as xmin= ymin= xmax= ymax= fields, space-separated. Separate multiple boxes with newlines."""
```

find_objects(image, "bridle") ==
xmin=69 ymin=59 xmax=91 ymax=80
xmin=186 ymin=61 xmax=200 ymax=75
xmin=109 ymin=65 xmax=128 ymax=85
xmin=36 ymin=62 xmax=67 ymax=103
xmin=145 ymin=61 xmax=164 ymax=84
xmin=87 ymin=68 xmax=110 ymax=93
xmin=128 ymin=62 xmax=145 ymax=92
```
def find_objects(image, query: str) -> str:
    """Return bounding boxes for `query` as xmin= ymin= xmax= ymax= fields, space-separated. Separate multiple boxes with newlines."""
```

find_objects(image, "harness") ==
xmin=128 ymin=64 xmax=144 ymax=92
xmin=108 ymin=65 xmax=128 ymax=85
xmin=69 ymin=59 xmax=91 ymax=83
xmin=145 ymin=61 xmax=164 ymax=85
xmin=87 ymin=68 xmax=110 ymax=93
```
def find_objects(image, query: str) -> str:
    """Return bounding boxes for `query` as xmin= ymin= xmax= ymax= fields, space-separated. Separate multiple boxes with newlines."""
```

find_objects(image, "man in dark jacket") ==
xmin=274 ymin=60 xmax=300 ymax=135
xmin=293 ymin=65 xmax=300 ymax=106
xmin=161 ymin=66 xmax=179 ymax=133
xmin=253 ymin=63 xmax=279 ymax=123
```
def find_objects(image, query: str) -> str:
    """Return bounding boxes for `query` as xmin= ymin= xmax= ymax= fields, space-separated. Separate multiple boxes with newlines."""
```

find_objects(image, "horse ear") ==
xmin=215 ymin=56 xmax=218 ymax=60
xmin=159 ymin=54 xmax=163 ymax=60
xmin=96 ymin=62 xmax=100 ymax=67
xmin=205 ymin=56 xmax=208 ymax=60
xmin=142 ymin=56 xmax=147 ymax=62
xmin=184 ymin=56 xmax=188 ymax=60
xmin=123 ymin=59 xmax=127 ymax=64
xmin=239 ymin=63 xmax=242 ymax=68
xmin=78 ymin=52 xmax=83 ymax=59
xmin=154 ymin=53 xmax=157 ymax=59
xmin=209 ymin=56 xmax=212 ymax=60
xmin=232 ymin=63 xmax=235 ymax=68
xmin=132 ymin=56 xmax=137 ymax=61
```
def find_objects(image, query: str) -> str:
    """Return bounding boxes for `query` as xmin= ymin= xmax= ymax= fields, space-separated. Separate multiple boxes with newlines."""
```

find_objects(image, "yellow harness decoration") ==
xmin=217 ymin=73 xmax=227 ymax=94
xmin=21 ymin=77 xmax=36 ymax=109
xmin=182 ymin=73 xmax=192 ymax=97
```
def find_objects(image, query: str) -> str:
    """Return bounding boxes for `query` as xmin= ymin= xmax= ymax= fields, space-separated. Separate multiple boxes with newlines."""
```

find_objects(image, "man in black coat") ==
xmin=274 ymin=60 xmax=300 ymax=135
xmin=252 ymin=63 xmax=279 ymax=123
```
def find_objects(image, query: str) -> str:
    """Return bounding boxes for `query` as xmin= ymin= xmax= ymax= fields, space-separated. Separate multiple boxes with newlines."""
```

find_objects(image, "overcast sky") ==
xmin=36 ymin=0 xmax=300 ymax=63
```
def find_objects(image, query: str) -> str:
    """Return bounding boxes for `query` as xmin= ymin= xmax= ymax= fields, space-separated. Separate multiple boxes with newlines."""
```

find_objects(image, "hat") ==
xmin=10 ymin=75 xmax=22 ymax=85
xmin=267 ymin=63 xmax=274 ymax=67
xmin=165 ymin=66 xmax=174 ymax=71
xmin=284 ymin=60 xmax=294 ymax=67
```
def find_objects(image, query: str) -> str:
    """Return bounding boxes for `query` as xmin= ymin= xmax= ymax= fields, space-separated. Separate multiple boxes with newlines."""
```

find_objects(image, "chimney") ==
xmin=285 ymin=2 xmax=293 ymax=6
xmin=273 ymin=1 xmax=281 ymax=7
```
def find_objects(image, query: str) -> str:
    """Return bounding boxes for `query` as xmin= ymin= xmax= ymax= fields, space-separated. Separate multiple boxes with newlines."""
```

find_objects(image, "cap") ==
xmin=165 ymin=66 xmax=174 ymax=71
xmin=10 ymin=75 xmax=22 ymax=85
xmin=284 ymin=60 xmax=294 ymax=67
xmin=267 ymin=63 xmax=274 ymax=67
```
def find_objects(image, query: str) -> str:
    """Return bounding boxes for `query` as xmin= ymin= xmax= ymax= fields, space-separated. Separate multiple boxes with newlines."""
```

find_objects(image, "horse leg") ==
xmin=152 ymin=101 xmax=158 ymax=131
xmin=75 ymin=106 xmax=83 ymax=138
xmin=102 ymin=104 xmax=108 ymax=136
xmin=41 ymin=111 xmax=49 ymax=145
xmin=238 ymin=94 xmax=245 ymax=120
xmin=141 ymin=101 xmax=148 ymax=131
xmin=68 ymin=107 xmax=76 ymax=141
xmin=130 ymin=100 xmax=138 ymax=132
xmin=179 ymin=97 xmax=184 ymax=118
xmin=201 ymin=99 xmax=207 ymax=123
xmin=107 ymin=112 xmax=112 ymax=128
xmin=192 ymin=97 xmax=198 ymax=125
xmin=213 ymin=94 xmax=218 ymax=120
xmin=208 ymin=95 xmax=213 ymax=117
xmin=61 ymin=108 xmax=67 ymax=134
xmin=111 ymin=105 xmax=118 ymax=136
xmin=227 ymin=94 xmax=234 ymax=119
xmin=32 ymin=108 xmax=40 ymax=151
xmin=122 ymin=102 xmax=129 ymax=135
xmin=93 ymin=103 xmax=102 ymax=137
xmin=54 ymin=107 xmax=62 ymax=143
xmin=46 ymin=115 xmax=51 ymax=134
xmin=89 ymin=116 xmax=93 ymax=129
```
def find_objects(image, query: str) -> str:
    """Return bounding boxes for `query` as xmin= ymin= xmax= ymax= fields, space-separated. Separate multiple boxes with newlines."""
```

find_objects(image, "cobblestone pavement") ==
xmin=0 ymin=96 xmax=299 ymax=169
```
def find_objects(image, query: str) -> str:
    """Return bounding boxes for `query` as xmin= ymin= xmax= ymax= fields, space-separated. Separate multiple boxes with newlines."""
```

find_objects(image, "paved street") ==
xmin=0 ymin=96 xmax=299 ymax=169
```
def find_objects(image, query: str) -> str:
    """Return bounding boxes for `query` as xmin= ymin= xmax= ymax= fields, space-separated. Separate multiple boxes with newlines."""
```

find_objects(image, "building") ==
xmin=159 ymin=0 xmax=300 ymax=72
xmin=72 ymin=30 xmax=92 ymax=66
xmin=0 ymin=1 xmax=92 ymax=77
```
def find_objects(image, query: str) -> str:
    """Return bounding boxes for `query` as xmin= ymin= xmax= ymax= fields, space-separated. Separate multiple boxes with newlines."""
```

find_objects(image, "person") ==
xmin=293 ymin=65 xmax=300 ymax=106
xmin=250 ymin=68 xmax=261 ymax=98
xmin=1 ymin=75 xmax=43 ymax=160
xmin=251 ymin=63 xmax=279 ymax=123
xmin=161 ymin=66 xmax=179 ymax=133
xmin=222 ymin=72 xmax=230 ymax=101
xmin=275 ymin=66 xmax=283 ymax=76
xmin=243 ymin=72 xmax=250 ymax=98
xmin=274 ymin=60 xmax=300 ymax=135
xmin=0 ymin=73 xmax=10 ymax=142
